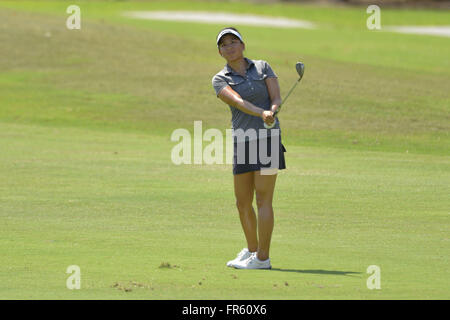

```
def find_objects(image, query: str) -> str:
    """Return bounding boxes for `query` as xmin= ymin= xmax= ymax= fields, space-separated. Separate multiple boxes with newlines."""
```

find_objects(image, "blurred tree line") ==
xmin=278 ymin=0 xmax=450 ymax=8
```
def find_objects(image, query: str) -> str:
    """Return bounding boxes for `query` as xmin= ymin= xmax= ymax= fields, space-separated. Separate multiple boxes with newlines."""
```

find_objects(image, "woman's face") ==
xmin=218 ymin=34 xmax=245 ymax=62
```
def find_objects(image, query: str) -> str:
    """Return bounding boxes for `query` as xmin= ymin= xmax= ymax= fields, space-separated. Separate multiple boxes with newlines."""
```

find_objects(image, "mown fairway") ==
xmin=0 ymin=1 xmax=449 ymax=299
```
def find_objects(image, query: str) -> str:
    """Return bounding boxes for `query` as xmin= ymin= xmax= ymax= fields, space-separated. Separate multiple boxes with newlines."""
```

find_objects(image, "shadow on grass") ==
xmin=270 ymin=268 xmax=362 ymax=277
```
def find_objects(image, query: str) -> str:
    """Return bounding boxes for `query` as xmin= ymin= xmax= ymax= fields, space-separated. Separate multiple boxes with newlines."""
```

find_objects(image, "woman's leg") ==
xmin=233 ymin=171 xmax=258 ymax=252
xmin=254 ymin=170 xmax=277 ymax=261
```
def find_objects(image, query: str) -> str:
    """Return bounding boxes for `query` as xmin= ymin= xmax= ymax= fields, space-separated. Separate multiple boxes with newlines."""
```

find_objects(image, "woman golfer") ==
xmin=212 ymin=27 xmax=286 ymax=269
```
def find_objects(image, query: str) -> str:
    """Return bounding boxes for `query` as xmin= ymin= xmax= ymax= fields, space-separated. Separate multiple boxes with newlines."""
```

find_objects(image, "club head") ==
xmin=296 ymin=62 xmax=305 ymax=80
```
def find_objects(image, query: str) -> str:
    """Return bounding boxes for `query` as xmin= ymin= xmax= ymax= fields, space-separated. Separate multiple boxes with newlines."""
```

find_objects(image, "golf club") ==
xmin=264 ymin=61 xmax=305 ymax=129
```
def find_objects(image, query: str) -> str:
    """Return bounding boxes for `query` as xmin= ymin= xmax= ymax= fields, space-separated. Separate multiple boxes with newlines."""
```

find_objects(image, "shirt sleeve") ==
xmin=264 ymin=61 xmax=278 ymax=79
xmin=212 ymin=75 xmax=229 ymax=97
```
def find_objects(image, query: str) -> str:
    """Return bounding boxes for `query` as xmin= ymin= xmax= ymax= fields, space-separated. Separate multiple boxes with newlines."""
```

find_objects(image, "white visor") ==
xmin=216 ymin=29 xmax=243 ymax=47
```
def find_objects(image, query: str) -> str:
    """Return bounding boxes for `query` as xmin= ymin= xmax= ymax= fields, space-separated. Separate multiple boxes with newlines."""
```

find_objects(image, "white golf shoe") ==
xmin=233 ymin=252 xmax=272 ymax=269
xmin=226 ymin=248 xmax=253 ymax=268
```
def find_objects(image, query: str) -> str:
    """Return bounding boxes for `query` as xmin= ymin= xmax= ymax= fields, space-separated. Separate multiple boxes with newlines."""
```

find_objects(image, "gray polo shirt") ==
xmin=212 ymin=57 xmax=280 ymax=140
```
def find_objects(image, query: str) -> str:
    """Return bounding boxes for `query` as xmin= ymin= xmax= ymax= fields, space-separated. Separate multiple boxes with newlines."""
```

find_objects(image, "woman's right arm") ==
xmin=218 ymin=86 xmax=274 ymax=124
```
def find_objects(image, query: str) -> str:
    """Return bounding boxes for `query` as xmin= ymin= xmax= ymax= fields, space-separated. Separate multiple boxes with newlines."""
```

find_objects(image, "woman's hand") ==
xmin=261 ymin=110 xmax=275 ymax=126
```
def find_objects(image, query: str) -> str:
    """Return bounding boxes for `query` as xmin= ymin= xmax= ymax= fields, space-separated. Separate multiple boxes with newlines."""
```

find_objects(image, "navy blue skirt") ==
xmin=233 ymin=135 xmax=286 ymax=175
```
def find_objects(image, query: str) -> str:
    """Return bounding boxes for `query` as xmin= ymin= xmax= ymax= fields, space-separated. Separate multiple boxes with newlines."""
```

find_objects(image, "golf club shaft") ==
xmin=264 ymin=61 xmax=304 ymax=129
xmin=264 ymin=77 xmax=302 ymax=128
xmin=274 ymin=77 xmax=301 ymax=116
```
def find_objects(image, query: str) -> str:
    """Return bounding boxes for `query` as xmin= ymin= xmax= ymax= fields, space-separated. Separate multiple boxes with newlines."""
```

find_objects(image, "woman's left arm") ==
xmin=265 ymin=77 xmax=282 ymax=113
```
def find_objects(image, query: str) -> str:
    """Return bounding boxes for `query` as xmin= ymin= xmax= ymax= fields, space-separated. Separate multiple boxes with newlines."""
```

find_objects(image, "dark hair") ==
xmin=217 ymin=27 xmax=243 ymax=47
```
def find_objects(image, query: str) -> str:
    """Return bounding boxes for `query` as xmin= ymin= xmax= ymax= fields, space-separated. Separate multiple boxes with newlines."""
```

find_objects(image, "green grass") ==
xmin=0 ymin=0 xmax=449 ymax=299
xmin=2 ymin=122 xmax=448 ymax=299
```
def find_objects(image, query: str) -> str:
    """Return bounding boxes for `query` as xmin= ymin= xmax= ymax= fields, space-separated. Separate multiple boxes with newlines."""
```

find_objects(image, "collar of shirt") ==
xmin=223 ymin=57 xmax=255 ymax=76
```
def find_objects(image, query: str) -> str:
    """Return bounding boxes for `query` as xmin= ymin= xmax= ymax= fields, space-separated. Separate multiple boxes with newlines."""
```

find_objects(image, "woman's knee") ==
xmin=236 ymin=199 xmax=253 ymax=212
xmin=255 ymin=192 xmax=273 ymax=209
